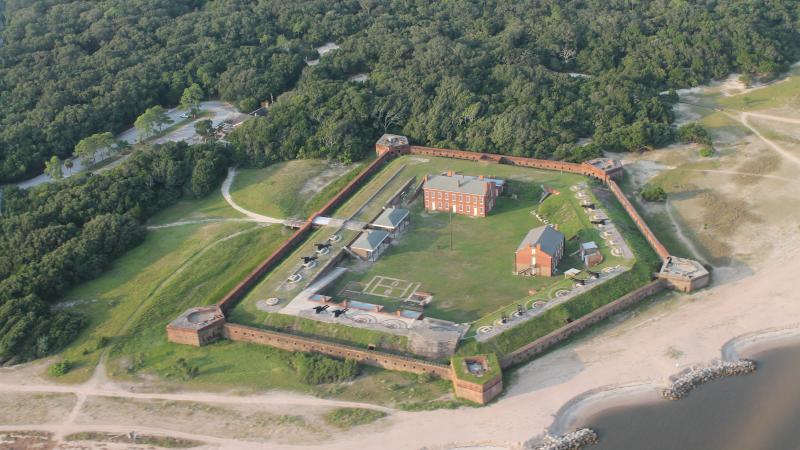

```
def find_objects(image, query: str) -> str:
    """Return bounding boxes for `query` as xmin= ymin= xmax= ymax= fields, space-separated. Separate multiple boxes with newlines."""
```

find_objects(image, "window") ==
xmin=445 ymin=193 xmax=449 ymax=200
xmin=458 ymin=194 xmax=463 ymax=201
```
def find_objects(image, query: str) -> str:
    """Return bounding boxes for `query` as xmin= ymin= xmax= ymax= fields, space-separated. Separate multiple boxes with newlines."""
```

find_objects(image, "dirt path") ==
xmin=682 ymin=168 xmax=800 ymax=184
xmin=0 ymin=353 xmax=391 ymax=449
xmin=221 ymin=168 xmax=285 ymax=224
xmin=664 ymin=200 xmax=705 ymax=263
xmin=744 ymin=111 xmax=800 ymax=125
xmin=725 ymin=111 xmax=800 ymax=167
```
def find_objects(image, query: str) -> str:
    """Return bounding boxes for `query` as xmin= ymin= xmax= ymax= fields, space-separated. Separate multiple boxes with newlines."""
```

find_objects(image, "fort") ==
xmin=166 ymin=134 xmax=709 ymax=404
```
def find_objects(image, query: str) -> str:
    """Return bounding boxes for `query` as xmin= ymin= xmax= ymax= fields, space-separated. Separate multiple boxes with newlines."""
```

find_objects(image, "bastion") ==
xmin=658 ymin=255 xmax=710 ymax=292
xmin=165 ymin=134 xmax=710 ymax=405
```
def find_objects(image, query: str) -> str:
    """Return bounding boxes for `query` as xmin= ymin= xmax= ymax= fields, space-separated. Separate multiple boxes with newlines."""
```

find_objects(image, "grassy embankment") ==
xmin=459 ymin=179 xmax=662 ymax=357
xmin=54 ymin=160 xmax=450 ymax=407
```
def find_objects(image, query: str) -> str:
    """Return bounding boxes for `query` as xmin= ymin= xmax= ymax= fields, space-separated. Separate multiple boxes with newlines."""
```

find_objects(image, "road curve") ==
xmin=221 ymin=168 xmax=285 ymax=224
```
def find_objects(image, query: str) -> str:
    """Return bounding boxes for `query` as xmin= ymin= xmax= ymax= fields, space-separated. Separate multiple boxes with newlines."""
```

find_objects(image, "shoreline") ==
xmin=543 ymin=325 xmax=800 ymax=440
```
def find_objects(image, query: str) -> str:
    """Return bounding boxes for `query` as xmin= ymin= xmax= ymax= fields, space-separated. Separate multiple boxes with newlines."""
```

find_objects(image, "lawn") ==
xmin=146 ymin=189 xmax=243 ymax=226
xmin=320 ymin=158 xmax=630 ymax=324
xmin=717 ymin=66 xmax=800 ymax=111
xmin=229 ymin=159 xmax=329 ymax=219
xmin=54 ymin=219 xmax=281 ymax=382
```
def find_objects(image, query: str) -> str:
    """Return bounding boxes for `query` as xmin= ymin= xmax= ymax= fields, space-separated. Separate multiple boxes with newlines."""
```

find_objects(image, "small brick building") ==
xmin=580 ymin=241 xmax=603 ymax=268
xmin=423 ymin=172 xmax=504 ymax=217
xmin=514 ymin=225 xmax=565 ymax=276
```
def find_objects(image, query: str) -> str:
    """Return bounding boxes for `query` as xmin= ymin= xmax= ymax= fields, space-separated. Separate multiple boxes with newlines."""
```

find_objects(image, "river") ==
xmin=574 ymin=340 xmax=800 ymax=450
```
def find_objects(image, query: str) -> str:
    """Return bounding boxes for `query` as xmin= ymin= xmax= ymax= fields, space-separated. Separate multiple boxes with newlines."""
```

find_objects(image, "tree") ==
xmin=641 ymin=184 xmax=667 ymax=202
xmin=44 ymin=156 xmax=63 ymax=180
xmin=179 ymin=83 xmax=204 ymax=117
xmin=75 ymin=132 xmax=115 ymax=167
xmin=194 ymin=119 xmax=215 ymax=142
xmin=134 ymin=106 xmax=173 ymax=141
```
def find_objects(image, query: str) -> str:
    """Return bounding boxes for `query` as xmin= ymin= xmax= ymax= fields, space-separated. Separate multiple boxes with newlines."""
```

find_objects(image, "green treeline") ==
xmin=0 ymin=142 xmax=230 ymax=363
xmin=1 ymin=0 xmax=799 ymax=181
xmin=0 ymin=0 xmax=798 ymax=362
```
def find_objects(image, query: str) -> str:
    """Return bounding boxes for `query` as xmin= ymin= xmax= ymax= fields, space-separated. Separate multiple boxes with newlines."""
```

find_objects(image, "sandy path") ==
xmin=0 ymin=353 xmax=391 ymax=449
xmin=743 ymin=111 xmax=800 ymax=125
xmin=725 ymin=111 xmax=800 ymax=167
xmin=682 ymin=168 xmax=800 ymax=184
xmin=221 ymin=168 xmax=285 ymax=224
xmin=664 ymin=200 xmax=705 ymax=262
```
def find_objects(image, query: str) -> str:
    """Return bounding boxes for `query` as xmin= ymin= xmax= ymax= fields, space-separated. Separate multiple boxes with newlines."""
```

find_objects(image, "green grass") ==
xmin=229 ymin=159 xmax=329 ymax=219
xmin=110 ymin=222 xmax=288 ymax=368
xmin=65 ymin=432 xmax=202 ymax=448
xmin=463 ymin=180 xmax=662 ymax=357
xmin=56 ymin=220 xmax=261 ymax=382
xmin=146 ymin=189 xmax=244 ymax=226
xmin=324 ymin=407 xmax=387 ymax=429
xmin=451 ymin=354 xmax=501 ymax=384
xmin=321 ymin=157 xmax=629 ymax=325
xmin=717 ymin=69 xmax=800 ymax=111
xmin=229 ymin=311 xmax=409 ymax=354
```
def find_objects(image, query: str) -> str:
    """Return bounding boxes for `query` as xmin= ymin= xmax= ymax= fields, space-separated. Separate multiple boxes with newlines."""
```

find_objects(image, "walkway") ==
xmin=724 ymin=110 xmax=800 ymax=168
xmin=221 ymin=168 xmax=285 ymax=224
xmin=0 ymin=352 xmax=392 ymax=448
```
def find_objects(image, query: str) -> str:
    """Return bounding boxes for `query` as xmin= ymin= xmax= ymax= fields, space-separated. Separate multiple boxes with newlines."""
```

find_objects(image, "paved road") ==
xmin=15 ymin=101 xmax=246 ymax=190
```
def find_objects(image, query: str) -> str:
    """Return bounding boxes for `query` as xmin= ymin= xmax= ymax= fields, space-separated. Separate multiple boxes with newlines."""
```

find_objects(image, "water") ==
xmin=577 ymin=343 xmax=800 ymax=450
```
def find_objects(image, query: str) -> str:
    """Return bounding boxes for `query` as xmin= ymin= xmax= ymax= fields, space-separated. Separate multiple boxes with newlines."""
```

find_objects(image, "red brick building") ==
xmin=423 ymin=172 xmax=505 ymax=217
xmin=514 ymin=225 xmax=565 ymax=276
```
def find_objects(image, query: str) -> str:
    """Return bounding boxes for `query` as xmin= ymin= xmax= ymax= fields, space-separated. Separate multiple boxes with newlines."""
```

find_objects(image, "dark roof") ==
xmin=517 ymin=225 xmax=564 ymax=256
xmin=351 ymin=230 xmax=390 ymax=251
xmin=373 ymin=207 xmax=410 ymax=229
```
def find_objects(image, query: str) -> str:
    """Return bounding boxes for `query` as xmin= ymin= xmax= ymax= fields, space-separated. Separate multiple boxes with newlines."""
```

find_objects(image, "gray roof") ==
xmin=581 ymin=241 xmax=598 ymax=250
xmin=424 ymin=173 xmax=504 ymax=196
xmin=377 ymin=134 xmax=409 ymax=146
xmin=373 ymin=207 xmax=409 ymax=229
xmin=351 ymin=229 xmax=390 ymax=251
xmin=517 ymin=225 xmax=564 ymax=256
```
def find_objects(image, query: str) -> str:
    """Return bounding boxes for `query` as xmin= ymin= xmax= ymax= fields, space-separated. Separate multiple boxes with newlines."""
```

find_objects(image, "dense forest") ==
xmin=0 ymin=0 xmax=799 ymax=361
xmin=1 ymin=0 xmax=799 ymax=181
xmin=0 ymin=142 xmax=229 ymax=363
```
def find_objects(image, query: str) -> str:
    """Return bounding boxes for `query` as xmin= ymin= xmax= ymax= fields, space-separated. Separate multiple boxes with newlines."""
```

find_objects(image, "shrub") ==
xmin=641 ymin=185 xmax=667 ymax=202
xmin=48 ymin=360 xmax=72 ymax=377
xmin=291 ymin=353 xmax=360 ymax=385
xmin=324 ymin=408 xmax=387 ymax=429
xmin=699 ymin=146 xmax=715 ymax=157
xmin=678 ymin=123 xmax=712 ymax=146
xmin=175 ymin=358 xmax=199 ymax=380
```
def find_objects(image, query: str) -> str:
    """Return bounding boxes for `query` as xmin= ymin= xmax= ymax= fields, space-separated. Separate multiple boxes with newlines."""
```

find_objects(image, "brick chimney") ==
xmin=479 ymin=175 xmax=484 ymax=180
xmin=447 ymin=171 xmax=453 ymax=177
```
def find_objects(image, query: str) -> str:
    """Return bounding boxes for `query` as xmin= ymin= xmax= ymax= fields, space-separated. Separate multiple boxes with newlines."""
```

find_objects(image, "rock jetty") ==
xmin=533 ymin=428 xmax=598 ymax=450
xmin=661 ymin=359 xmax=757 ymax=401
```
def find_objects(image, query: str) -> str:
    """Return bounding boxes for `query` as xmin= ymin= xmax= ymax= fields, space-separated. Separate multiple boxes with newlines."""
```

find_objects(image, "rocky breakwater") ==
xmin=532 ymin=428 xmax=598 ymax=450
xmin=661 ymin=360 xmax=757 ymax=401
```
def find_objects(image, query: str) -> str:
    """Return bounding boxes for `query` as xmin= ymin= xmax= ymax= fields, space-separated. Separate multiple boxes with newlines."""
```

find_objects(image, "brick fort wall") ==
xmin=224 ymin=323 xmax=452 ymax=378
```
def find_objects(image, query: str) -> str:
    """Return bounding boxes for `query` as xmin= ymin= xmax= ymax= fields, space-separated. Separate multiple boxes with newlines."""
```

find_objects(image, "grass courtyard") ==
xmin=313 ymin=155 xmax=631 ymax=325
